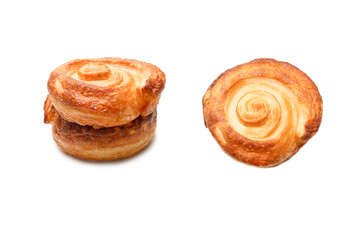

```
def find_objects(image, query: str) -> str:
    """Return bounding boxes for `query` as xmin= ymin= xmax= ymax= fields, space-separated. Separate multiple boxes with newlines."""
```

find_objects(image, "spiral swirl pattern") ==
xmin=47 ymin=58 xmax=165 ymax=128
xmin=226 ymin=78 xmax=300 ymax=140
xmin=203 ymin=59 xmax=322 ymax=167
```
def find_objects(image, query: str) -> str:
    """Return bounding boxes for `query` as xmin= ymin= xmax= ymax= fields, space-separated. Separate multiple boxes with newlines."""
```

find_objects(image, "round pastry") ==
xmin=47 ymin=58 xmax=165 ymax=128
xmin=203 ymin=58 xmax=322 ymax=167
xmin=44 ymin=96 xmax=156 ymax=161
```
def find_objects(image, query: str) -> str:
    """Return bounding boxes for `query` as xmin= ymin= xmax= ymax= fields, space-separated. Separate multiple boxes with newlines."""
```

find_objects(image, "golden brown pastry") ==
xmin=44 ymin=96 xmax=156 ymax=161
xmin=48 ymin=58 xmax=165 ymax=128
xmin=203 ymin=58 xmax=322 ymax=167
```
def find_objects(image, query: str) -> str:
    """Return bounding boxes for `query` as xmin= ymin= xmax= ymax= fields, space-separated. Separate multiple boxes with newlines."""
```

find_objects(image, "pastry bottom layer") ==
xmin=51 ymin=110 xmax=157 ymax=161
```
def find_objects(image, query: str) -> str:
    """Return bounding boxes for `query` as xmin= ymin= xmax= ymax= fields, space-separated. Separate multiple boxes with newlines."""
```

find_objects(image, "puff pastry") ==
xmin=44 ymin=96 xmax=156 ymax=161
xmin=48 ymin=58 xmax=165 ymax=128
xmin=203 ymin=58 xmax=322 ymax=167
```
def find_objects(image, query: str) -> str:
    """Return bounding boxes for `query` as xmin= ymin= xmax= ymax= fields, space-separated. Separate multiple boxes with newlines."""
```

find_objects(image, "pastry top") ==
xmin=203 ymin=58 xmax=322 ymax=167
xmin=48 ymin=58 xmax=165 ymax=127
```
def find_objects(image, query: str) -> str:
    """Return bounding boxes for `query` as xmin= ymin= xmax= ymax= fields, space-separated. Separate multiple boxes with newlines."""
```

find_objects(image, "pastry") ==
xmin=44 ymin=96 xmax=156 ymax=161
xmin=203 ymin=58 xmax=322 ymax=167
xmin=47 ymin=58 xmax=165 ymax=128
xmin=44 ymin=58 xmax=165 ymax=161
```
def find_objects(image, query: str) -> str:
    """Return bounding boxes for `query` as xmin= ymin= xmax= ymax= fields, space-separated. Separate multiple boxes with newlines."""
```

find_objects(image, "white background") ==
xmin=1 ymin=0 xmax=359 ymax=239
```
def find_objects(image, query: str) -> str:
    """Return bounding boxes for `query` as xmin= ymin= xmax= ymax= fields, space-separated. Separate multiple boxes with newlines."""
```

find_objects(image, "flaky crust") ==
xmin=44 ymin=98 xmax=156 ymax=161
xmin=203 ymin=59 xmax=322 ymax=167
xmin=48 ymin=58 xmax=165 ymax=128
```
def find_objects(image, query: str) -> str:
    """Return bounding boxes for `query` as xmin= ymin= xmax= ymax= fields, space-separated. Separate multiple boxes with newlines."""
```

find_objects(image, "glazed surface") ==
xmin=48 ymin=58 xmax=165 ymax=128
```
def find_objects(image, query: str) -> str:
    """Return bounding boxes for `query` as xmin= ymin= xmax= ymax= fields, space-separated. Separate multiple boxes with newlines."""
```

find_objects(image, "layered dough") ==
xmin=203 ymin=58 xmax=322 ymax=167
xmin=48 ymin=58 xmax=165 ymax=128
xmin=45 ymin=96 xmax=156 ymax=161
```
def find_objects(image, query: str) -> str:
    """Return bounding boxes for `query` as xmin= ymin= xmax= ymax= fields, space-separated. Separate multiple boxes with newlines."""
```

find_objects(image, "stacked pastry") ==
xmin=44 ymin=58 xmax=166 ymax=161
